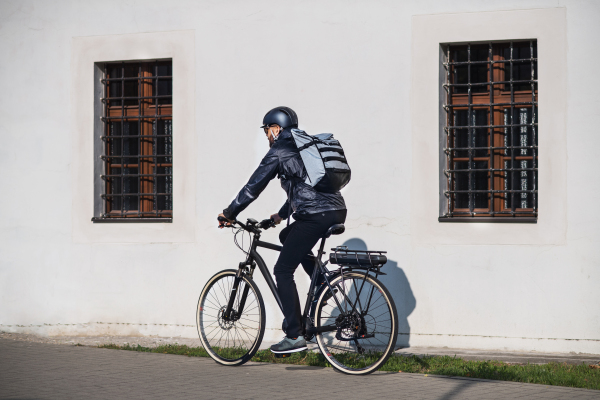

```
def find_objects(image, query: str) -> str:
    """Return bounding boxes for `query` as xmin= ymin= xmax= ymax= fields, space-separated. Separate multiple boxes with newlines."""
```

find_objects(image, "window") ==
xmin=95 ymin=60 xmax=173 ymax=221
xmin=440 ymin=41 xmax=538 ymax=222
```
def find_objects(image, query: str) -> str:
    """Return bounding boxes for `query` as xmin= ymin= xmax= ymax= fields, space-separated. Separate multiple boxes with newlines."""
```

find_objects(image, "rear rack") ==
xmin=329 ymin=246 xmax=388 ymax=269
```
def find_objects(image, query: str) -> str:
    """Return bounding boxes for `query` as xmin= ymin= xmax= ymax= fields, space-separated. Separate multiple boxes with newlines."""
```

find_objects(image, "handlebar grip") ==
xmin=258 ymin=218 xmax=276 ymax=230
xmin=218 ymin=216 xmax=236 ymax=228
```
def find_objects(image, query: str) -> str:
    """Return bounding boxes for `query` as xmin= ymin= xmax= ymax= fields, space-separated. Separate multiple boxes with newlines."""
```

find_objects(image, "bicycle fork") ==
xmin=223 ymin=262 xmax=254 ymax=321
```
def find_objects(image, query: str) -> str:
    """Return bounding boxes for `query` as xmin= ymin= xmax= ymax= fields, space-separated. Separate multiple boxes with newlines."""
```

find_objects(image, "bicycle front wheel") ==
xmin=197 ymin=269 xmax=265 ymax=366
xmin=315 ymin=271 xmax=398 ymax=375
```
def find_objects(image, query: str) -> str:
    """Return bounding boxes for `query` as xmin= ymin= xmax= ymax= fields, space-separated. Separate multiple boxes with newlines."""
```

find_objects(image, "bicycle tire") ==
xmin=197 ymin=269 xmax=265 ymax=366
xmin=314 ymin=271 xmax=398 ymax=375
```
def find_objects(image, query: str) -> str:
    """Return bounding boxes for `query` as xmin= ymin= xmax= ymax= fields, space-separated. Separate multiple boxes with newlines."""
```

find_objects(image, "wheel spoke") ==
xmin=315 ymin=273 xmax=397 ymax=374
xmin=208 ymin=289 xmax=223 ymax=307
xmin=198 ymin=272 xmax=265 ymax=364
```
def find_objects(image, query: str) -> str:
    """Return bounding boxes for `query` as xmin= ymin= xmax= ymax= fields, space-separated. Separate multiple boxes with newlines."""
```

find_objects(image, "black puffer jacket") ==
xmin=223 ymin=128 xmax=346 ymax=220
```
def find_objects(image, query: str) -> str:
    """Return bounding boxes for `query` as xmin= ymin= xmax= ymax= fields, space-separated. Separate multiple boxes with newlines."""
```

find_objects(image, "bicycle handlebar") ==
xmin=217 ymin=216 xmax=276 ymax=233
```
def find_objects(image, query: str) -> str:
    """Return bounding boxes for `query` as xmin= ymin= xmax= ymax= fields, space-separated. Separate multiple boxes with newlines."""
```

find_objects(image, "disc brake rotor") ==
xmin=218 ymin=306 xmax=236 ymax=330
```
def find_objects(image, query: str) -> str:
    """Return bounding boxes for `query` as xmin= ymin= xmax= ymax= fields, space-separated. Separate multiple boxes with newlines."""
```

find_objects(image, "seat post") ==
xmin=317 ymin=237 xmax=327 ymax=260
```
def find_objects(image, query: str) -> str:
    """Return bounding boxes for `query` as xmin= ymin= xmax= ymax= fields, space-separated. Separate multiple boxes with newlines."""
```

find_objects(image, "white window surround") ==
xmin=71 ymin=30 xmax=196 ymax=243
xmin=410 ymin=8 xmax=566 ymax=245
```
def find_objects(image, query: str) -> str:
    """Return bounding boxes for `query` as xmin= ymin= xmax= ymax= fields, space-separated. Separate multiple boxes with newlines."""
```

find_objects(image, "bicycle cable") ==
xmin=233 ymin=226 xmax=251 ymax=255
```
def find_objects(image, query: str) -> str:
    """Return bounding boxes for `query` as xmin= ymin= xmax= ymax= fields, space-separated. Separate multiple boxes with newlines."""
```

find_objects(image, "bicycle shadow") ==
xmin=284 ymin=365 xmax=399 ymax=375
xmin=340 ymin=238 xmax=416 ymax=349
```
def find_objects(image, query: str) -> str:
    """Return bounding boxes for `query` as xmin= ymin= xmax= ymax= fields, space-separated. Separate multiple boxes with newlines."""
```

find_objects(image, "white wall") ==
xmin=0 ymin=0 xmax=598 ymax=354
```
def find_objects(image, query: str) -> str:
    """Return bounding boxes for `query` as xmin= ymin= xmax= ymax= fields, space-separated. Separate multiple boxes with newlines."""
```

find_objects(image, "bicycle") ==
xmin=196 ymin=216 xmax=398 ymax=375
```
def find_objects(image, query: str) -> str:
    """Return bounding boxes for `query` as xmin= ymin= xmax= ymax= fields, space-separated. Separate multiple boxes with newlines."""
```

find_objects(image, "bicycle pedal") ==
xmin=274 ymin=353 xmax=291 ymax=359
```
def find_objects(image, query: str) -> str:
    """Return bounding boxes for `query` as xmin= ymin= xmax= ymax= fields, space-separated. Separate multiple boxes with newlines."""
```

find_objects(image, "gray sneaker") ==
xmin=270 ymin=336 xmax=307 ymax=354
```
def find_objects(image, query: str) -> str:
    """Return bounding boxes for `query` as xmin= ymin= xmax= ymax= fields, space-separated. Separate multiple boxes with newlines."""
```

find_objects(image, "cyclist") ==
xmin=218 ymin=106 xmax=347 ymax=355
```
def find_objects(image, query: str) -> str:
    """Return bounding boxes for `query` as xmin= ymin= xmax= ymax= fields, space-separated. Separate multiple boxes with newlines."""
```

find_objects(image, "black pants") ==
xmin=274 ymin=209 xmax=347 ymax=338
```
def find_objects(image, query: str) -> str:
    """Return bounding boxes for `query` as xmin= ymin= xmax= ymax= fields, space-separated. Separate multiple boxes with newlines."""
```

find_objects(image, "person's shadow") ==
xmin=340 ymin=238 xmax=416 ymax=348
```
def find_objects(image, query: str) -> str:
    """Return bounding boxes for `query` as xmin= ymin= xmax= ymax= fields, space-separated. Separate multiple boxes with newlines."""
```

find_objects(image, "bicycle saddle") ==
xmin=324 ymin=224 xmax=345 ymax=238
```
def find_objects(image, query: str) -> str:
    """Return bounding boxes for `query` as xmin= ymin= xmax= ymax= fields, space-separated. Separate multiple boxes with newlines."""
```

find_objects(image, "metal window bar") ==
xmin=489 ymin=42 xmax=494 ymax=216
xmin=444 ymin=102 xmax=536 ymax=108
xmin=447 ymin=59 xmax=533 ymax=65
xmin=101 ymin=115 xmax=173 ymax=120
xmin=137 ymin=63 xmax=142 ymax=217
xmin=446 ymin=123 xmax=538 ymax=129
xmin=467 ymin=45 xmax=473 ymax=215
xmin=101 ymin=95 xmax=173 ymax=101
xmin=103 ymin=64 xmax=109 ymax=218
xmin=510 ymin=42 xmax=515 ymax=213
xmin=99 ymin=61 xmax=173 ymax=219
xmin=530 ymin=40 xmax=538 ymax=215
xmin=442 ymin=41 xmax=538 ymax=219
xmin=446 ymin=46 xmax=452 ymax=217
xmin=154 ymin=63 xmax=158 ymax=217
xmin=101 ymin=76 xmax=173 ymax=82
xmin=120 ymin=63 xmax=125 ymax=217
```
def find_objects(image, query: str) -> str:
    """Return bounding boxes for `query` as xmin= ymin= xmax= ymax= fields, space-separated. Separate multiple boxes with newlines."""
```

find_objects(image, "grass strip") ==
xmin=99 ymin=344 xmax=600 ymax=390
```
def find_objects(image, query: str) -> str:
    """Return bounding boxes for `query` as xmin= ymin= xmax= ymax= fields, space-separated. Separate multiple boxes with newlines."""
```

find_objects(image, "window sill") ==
xmin=438 ymin=217 xmax=536 ymax=223
xmin=91 ymin=217 xmax=172 ymax=223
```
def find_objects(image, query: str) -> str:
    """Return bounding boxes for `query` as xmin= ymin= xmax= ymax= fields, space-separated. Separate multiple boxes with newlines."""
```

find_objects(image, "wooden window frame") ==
xmin=440 ymin=41 xmax=538 ymax=222
xmin=94 ymin=60 xmax=173 ymax=221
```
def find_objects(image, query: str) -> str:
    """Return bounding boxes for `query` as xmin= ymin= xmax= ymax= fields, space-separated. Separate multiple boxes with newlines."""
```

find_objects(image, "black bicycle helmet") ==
xmin=260 ymin=107 xmax=298 ymax=129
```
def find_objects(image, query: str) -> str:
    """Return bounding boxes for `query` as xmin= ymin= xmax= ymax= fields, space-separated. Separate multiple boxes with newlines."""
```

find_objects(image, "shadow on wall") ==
xmin=341 ymin=238 xmax=416 ymax=348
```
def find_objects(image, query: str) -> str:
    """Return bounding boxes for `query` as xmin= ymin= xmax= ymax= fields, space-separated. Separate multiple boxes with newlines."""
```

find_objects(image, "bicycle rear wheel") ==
xmin=315 ymin=271 xmax=398 ymax=375
xmin=197 ymin=269 xmax=265 ymax=366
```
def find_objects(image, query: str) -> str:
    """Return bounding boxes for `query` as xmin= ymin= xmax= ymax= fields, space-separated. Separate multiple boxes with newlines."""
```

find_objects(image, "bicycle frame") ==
xmin=222 ymin=219 xmax=374 ymax=337
xmin=221 ymin=223 xmax=285 ymax=321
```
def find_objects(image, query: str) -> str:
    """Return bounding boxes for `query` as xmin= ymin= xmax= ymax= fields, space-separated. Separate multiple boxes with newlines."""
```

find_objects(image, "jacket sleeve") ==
xmin=278 ymin=200 xmax=291 ymax=219
xmin=223 ymin=148 xmax=279 ymax=220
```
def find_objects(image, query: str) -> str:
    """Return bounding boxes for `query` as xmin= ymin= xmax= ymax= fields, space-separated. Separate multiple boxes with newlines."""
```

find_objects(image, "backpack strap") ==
xmin=296 ymin=138 xmax=321 ymax=152
xmin=322 ymin=156 xmax=347 ymax=163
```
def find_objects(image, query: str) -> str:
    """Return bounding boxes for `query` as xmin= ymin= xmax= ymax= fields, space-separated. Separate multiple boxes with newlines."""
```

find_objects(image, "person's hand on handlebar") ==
xmin=270 ymin=213 xmax=282 ymax=225
xmin=218 ymin=213 xmax=233 ymax=228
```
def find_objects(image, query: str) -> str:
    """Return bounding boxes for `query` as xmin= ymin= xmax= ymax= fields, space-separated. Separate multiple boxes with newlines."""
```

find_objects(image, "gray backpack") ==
xmin=290 ymin=129 xmax=351 ymax=194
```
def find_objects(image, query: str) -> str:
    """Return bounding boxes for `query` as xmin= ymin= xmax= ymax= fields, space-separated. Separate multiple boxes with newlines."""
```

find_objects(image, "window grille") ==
xmin=96 ymin=61 xmax=173 ymax=221
xmin=440 ymin=41 xmax=537 ymax=222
